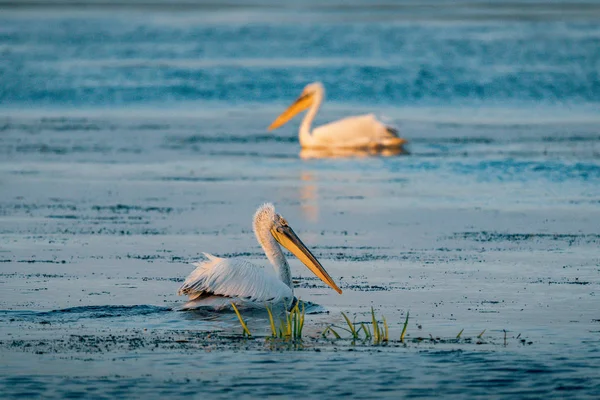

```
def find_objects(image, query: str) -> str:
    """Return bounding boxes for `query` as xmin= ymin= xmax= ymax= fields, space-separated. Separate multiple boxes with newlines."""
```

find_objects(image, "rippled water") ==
xmin=1 ymin=1 xmax=599 ymax=398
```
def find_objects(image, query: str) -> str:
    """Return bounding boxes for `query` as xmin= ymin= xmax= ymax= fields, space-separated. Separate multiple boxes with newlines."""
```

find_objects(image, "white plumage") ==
xmin=177 ymin=203 xmax=342 ymax=310
xmin=269 ymin=82 xmax=407 ymax=149
xmin=178 ymin=253 xmax=294 ymax=310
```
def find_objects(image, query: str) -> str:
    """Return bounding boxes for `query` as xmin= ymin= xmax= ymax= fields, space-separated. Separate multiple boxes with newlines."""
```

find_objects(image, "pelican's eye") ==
xmin=279 ymin=217 xmax=288 ymax=226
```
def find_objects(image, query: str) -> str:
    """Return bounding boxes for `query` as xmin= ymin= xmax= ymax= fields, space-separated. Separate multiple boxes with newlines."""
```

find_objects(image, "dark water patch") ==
xmin=0 ymin=305 xmax=172 ymax=325
xmin=4 ymin=203 xmax=78 ymax=212
xmin=164 ymin=134 xmax=296 ymax=148
xmin=13 ymin=143 xmax=112 ymax=155
xmin=91 ymin=204 xmax=174 ymax=214
xmin=0 ymin=227 xmax=168 ymax=236
xmin=530 ymin=278 xmax=593 ymax=286
xmin=218 ymin=251 xmax=263 ymax=259
xmin=160 ymin=175 xmax=281 ymax=183
xmin=205 ymin=150 xmax=297 ymax=160
xmin=0 ymin=117 xmax=176 ymax=134
xmin=569 ymin=199 xmax=600 ymax=205
xmin=0 ymin=259 xmax=68 ymax=265
xmin=412 ymin=136 xmax=496 ymax=144
xmin=0 ymin=272 xmax=71 ymax=278
xmin=46 ymin=214 xmax=78 ymax=219
xmin=0 ymin=117 xmax=114 ymax=134
xmin=16 ymin=259 xmax=68 ymax=264
xmin=136 ymin=276 xmax=182 ymax=282
xmin=322 ymin=251 xmax=479 ymax=263
xmin=542 ymin=135 xmax=600 ymax=143
xmin=453 ymin=231 xmax=600 ymax=246
xmin=415 ymin=131 xmax=600 ymax=146
xmin=449 ymin=160 xmax=600 ymax=182
xmin=294 ymin=276 xmax=423 ymax=293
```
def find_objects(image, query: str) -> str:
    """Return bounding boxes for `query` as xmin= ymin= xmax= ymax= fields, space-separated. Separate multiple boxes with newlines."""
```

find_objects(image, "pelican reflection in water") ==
xmin=269 ymin=82 xmax=407 ymax=150
xmin=178 ymin=203 xmax=342 ymax=310
xmin=300 ymin=146 xmax=407 ymax=160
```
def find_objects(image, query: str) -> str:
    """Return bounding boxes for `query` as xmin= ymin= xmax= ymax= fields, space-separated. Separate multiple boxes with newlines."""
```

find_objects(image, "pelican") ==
xmin=268 ymin=82 xmax=407 ymax=149
xmin=178 ymin=203 xmax=342 ymax=310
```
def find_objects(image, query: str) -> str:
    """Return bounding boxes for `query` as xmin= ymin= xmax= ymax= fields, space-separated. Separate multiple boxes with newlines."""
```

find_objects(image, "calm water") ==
xmin=1 ymin=1 xmax=600 ymax=398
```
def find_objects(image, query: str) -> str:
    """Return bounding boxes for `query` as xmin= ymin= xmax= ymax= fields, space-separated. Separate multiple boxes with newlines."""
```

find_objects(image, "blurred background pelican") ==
xmin=178 ymin=203 xmax=342 ymax=310
xmin=268 ymin=82 xmax=407 ymax=150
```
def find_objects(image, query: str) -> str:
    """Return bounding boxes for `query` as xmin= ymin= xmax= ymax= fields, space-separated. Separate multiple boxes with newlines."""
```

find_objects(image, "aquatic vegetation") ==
xmin=265 ymin=305 xmax=277 ymax=338
xmin=340 ymin=312 xmax=359 ymax=340
xmin=323 ymin=308 xmax=390 ymax=345
xmin=234 ymin=302 xmax=496 ymax=350
xmin=230 ymin=303 xmax=251 ymax=337
xmin=371 ymin=307 xmax=388 ymax=344
xmin=400 ymin=312 xmax=410 ymax=342
xmin=321 ymin=325 xmax=342 ymax=339
xmin=265 ymin=302 xmax=305 ymax=341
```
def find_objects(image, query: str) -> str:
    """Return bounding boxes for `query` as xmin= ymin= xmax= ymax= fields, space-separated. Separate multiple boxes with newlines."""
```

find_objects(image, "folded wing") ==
xmin=311 ymin=114 xmax=404 ymax=148
xmin=178 ymin=253 xmax=293 ymax=308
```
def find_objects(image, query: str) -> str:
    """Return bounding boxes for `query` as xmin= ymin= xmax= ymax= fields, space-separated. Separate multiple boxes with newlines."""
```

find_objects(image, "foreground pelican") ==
xmin=268 ymin=82 xmax=406 ymax=149
xmin=178 ymin=203 xmax=342 ymax=310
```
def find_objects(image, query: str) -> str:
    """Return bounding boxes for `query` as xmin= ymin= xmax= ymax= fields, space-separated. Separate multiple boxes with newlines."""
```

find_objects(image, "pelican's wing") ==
xmin=178 ymin=253 xmax=293 ymax=304
xmin=312 ymin=114 xmax=405 ymax=148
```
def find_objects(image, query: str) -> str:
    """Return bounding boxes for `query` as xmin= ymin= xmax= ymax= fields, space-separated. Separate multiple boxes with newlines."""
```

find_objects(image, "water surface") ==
xmin=1 ymin=1 xmax=599 ymax=398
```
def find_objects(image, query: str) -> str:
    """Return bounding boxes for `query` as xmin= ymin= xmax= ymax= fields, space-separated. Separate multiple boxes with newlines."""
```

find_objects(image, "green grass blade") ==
xmin=279 ymin=319 xmax=286 ymax=338
xmin=382 ymin=316 xmax=389 ymax=342
xmin=297 ymin=303 xmax=305 ymax=339
xmin=477 ymin=329 xmax=486 ymax=339
xmin=361 ymin=323 xmax=371 ymax=339
xmin=371 ymin=307 xmax=380 ymax=344
xmin=285 ymin=312 xmax=292 ymax=338
xmin=265 ymin=305 xmax=277 ymax=338
xmin=400 ymin=311 xmax=409 ymax=342
xmin=341 ymin=312 xmax=358 ymax=338
xmin=292 ymin=306 xmax=297 ymax=339
xmin=456 ymin=328 xmax=464 ymax=339
xmin=328 ymin=326 xmax=341 ymax=339
xmin=230 ymin=302 xmax=251 ymax=337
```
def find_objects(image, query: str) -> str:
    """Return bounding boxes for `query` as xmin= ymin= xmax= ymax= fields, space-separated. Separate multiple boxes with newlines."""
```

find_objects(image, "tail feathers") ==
xmin=386 ymin=126 xmax=400 ymax=137
xmin=190 ymin=252 xmax=221 ymax=269
xmin=202 ymin=252 xmax=220 ymax=261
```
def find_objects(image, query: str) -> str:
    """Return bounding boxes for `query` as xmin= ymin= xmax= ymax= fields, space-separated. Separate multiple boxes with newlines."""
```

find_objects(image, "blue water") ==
xmin=1 ymin=1 xmax=600 ymax=399
xmin=1 ymin=3 xmax=600 ymax=108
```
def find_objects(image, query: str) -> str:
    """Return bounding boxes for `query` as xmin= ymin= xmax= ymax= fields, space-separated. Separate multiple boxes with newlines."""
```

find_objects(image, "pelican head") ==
xmin=268 ymin=82 xmax=324 ymax=131
xmin=254 ymin=203 xmax=342 ymax=294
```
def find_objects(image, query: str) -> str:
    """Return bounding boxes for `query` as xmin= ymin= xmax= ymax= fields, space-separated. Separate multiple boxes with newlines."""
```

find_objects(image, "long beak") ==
xmin=268 ymin=93 xmax=313 ymax=131
xmin=271 ymin=224 xmax=342 ymax=294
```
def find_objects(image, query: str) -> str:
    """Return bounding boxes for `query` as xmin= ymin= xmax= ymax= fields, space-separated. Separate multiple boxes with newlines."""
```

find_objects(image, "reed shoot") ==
xmin=382 ymin=316 xmax=389 ymax=342
xmin=371 ymin=307 xmax=381 ymax=344
xmin=265 ymin=304 xmax=277 ymax=338
xmin=322 ymin=325 xmax=341 ymax=339
xmin=360 ymin=323 xmax=371 ymax=339
xmin=341 ymin=312 xmax=359 ymax=339
xmin=231 ymin=302 xmax=251 ymax=337
xmin=267 ymin=301 xmax=306 ymax=341
xmin=400 ymin=311 xmax=409 ymax=342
